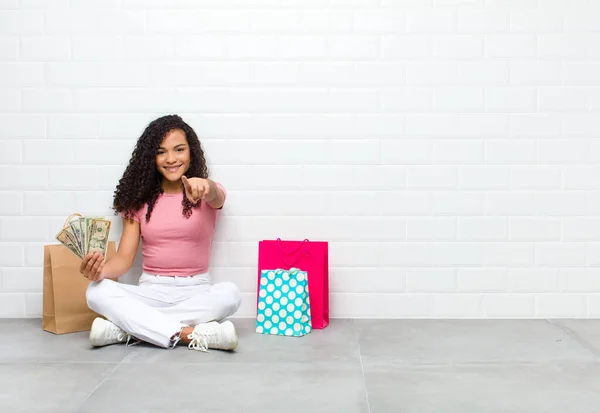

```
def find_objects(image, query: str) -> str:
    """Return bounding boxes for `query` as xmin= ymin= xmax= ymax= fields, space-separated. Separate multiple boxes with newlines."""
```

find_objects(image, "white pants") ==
xmin=86 ymin=272 xmax=242 ymax=348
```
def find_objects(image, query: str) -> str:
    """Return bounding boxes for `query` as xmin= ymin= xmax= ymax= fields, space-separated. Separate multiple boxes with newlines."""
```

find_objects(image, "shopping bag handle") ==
xmin=276 ymin=238 xmax=309 ymax=255
xmin=275 ymin=238 xmax=311 ymax=268
xmin=63 ymin=213 xmax=83 ymax=229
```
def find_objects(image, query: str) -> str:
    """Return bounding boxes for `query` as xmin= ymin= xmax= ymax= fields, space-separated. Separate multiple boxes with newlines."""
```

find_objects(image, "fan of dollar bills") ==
xmin=55 ymin=213 xmax=112 ymax=260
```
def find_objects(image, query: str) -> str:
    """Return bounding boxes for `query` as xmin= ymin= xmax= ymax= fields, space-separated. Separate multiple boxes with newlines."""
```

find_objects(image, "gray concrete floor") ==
xmin=2 ymin=319 xmax=600 ymax=412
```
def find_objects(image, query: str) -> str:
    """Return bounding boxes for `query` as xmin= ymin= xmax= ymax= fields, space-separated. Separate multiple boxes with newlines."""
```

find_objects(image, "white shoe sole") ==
xmin=221 ymin=320 xmax=238 ymax=351
xmin=89 ymin=317 xmax=108 ymax=347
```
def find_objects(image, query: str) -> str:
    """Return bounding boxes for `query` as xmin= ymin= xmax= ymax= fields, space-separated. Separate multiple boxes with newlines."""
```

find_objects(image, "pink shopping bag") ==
xmin=257 ymin=238 xmax=329 ymax=329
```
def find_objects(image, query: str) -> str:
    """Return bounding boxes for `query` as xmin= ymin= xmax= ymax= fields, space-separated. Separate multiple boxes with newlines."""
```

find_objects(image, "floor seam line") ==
xmin=355 ymin=319 xmax=372 ymax=413
xmin=70 ymin=352 xmax=132 ymax=413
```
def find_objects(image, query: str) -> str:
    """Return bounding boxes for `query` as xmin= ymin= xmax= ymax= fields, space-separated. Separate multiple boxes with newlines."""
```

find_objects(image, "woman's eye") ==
xmin=177 ymin=148 xmax=184 ymax=152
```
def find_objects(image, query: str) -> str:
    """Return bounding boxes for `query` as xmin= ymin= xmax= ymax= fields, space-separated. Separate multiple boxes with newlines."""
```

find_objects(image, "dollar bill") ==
xmin=85 ymin=216 xmax=104 ymax=255
xmin=69 ymin=218 xmax=85 ymax=256
xmin=56 ymin=227 xmax=83 ymax=259
xmin=88 ymin=219 xmax=111 ymax=259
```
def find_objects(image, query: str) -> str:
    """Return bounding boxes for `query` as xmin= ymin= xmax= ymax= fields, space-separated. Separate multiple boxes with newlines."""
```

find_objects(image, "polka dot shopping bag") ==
xmin=256 ymin=268 xmax=312 ymax=337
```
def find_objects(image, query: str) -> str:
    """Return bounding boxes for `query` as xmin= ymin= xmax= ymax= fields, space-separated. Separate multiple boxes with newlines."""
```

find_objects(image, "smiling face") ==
xmin=155 ymin=128 xmax=191 ymax=190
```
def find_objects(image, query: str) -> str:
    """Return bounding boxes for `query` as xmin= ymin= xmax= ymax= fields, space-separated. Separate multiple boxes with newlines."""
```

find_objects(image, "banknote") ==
xmin=56 ymin=227 xmax=83 ymax=259
xmin=56 ymin=215 xmax=111 ymax=260
xmin=88 ymin=219 xmax=111 ymax=259
xmin=69 ymin=219 xmax=84 ymax=256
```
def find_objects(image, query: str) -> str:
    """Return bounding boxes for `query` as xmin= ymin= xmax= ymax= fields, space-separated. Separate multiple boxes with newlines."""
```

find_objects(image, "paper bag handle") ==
xmin=63 ymin=213 xmax=83 ymax=228
xmin=276 ymin=238 xmax=311 ymax=268
xmin=276 ymin=238 xmax=309 ymax=255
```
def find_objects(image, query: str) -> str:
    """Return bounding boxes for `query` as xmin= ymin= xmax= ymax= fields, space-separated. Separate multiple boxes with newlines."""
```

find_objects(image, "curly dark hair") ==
xmin=112 ymin=114 xmax=209 ymax=222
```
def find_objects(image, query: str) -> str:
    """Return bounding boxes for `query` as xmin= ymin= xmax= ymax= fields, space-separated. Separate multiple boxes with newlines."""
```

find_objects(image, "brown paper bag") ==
xmin=43 ymin=241 xmax=117 ymax=334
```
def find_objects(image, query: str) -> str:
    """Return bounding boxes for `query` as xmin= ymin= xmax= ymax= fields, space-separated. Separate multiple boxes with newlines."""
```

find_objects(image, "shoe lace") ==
xmin=188 ymin=329 xmax=217 ymax=352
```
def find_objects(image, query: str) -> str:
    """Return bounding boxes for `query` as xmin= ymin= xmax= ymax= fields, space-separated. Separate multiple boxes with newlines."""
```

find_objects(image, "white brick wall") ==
xmin=1 ymin=0 xmax=599 ymax=319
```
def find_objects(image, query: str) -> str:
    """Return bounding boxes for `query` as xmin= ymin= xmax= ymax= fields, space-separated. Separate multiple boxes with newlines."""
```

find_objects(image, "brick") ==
xmin=353 ymin=10 xmax=405 ymax=32
xmin=407 ymin=11 xmax=457 ymax=33
xmin=0 ymin=140 xmax=21 ymax=164
xmin=24 ymin=192 xmax=76 ymax=215
xmin=0 ymin=37 xmax=17 ymax=60
xmin=434 ymin=140 xmax=484 ymax=164
xmin=434 ymin=87 xmax=484 ymax=112
xmin=0 ymin=11 xmax=43 ymax=34
xmin=431 ymin=243 xmax=486 ymax=266
xmin=509 ymin=269 xmax=560 ymax=293
xmin=564 ymin=167 xmax=600 ymax=189
xmin=0 ymin=192 xmax=22 ymax=215
xmin=407 ymin=61 xmax=459 ymax=86
xmin=509 ymin=218 xmax=561 ymax=241
xmin=379 ymin=293 xmax=431 ymax=318
xmin=279 ymin=36 xmax=327 ymax=58
xmin=406 ymin=269 xmax=456 ymax=292
xmin=459 ymin=218 xmax=508 ymax=241
xmin=458 ymin=10 xmax=508 ymax=33
xmin=330 ymin=35 xmax=381 ymax=59
xmin=1 ymin=268 xmax=41 ymax=291
xmin=510 ymin=114 xmax=562 ymax=138
xmin=381 ymin=140 xmax=432 ymax=164
xmin=71 ymin=37 xmax=122 ymax=61
xmin=483 ymin=294 xmax=534 ymax=318
xmin=485 ymin=87 xmax=536 ymax=113
xmin=510 ymin=61 xmax=562 ymax=86
xmin=0 ymin=166 xmax=47 ymax=189
xmin=486 ymin=140 xmax=537 ymax=165
xmin=0 ymin=293 xmax=25 ymax=317
xmin=431 ymin=294 xmax=482 ymax=317
xmin=486 ymin=243 xmax=535 ymax=266
xmin=458 ymin=166 xmax=509 ymax=189
xmin=46 ymin=10 xmax=145 ymax=35
xmin=0 ymin=244 xmax=23 ymax=266
xmin=561 ymin=269 xmax=600 ymax=292
xmin=0 ymin=63 xmax=43 ymax=87
xmin=20 ymin=36 xmax=69 ymax=61
xmin=539 ymin=34 xmax=592 ymax=59
xmin=539 ymin=140 xmax=589 ymax=164
xmin=1 ymin=217 xmax=50 ymax=242
xmin=329 ymin=268 xmax=405 ymax=294
xmin=406 ymin=217 xmax=456 ymax=241
xmin=536 ymin=243 xmax=587 ymax=267
xmin=382 ymin=192 xmax=432 ymax=216
xmin=380 ymin=243 xmax=432 ymax=266
xmin=486 ymin=35 xmax=536 ymax=58
xmin=510 ymin=11 xmax=562 ymax=33
xmin=432 ymin=192 xmax=486 ymax=216
xmin=21 ymin=89 xmax=72 ymax=113
xmin=407 ymin=166 xmax=457 ymax=189
xmin=458 ymin=269 xmax=508 ymax=292
xmin=227 ymin=35 xmax=277 ymax=59
xmin=25 ymin=292 xmax=42 ymax=317
xmin=539 ymin=87 xmax=591 ymax=112
xmin=510 ymin=167 xmax=561 ymax=189
xmin=433 ymin=35 xmax=484 ymax=59
xmin=535 ymin=294 xmax=586 ymax=317
xmin=535 ymin=192 xmax=587 ymax=216
xmin=563 ymin=219 xmax=600 ymax=241
xmin=382 ymin=35 xmax=432 ymax=59
xmin=486 ymin=192 xmax=535 ymax=216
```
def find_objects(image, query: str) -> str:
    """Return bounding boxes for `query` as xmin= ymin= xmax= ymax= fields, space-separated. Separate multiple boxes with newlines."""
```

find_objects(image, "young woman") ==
xmin=81 ymin=114 xmax=241 ymax=352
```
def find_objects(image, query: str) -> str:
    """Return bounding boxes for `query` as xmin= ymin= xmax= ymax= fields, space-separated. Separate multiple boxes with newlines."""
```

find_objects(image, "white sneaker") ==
xmin=89 ymin=317 xmax=128 ymax=347
xmin=187 ymin=320 xmax=238 ymax=352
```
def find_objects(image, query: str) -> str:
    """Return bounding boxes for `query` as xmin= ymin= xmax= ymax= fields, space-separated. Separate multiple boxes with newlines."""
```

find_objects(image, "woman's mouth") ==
xmin=164 ymin=165 xmax=182 ymax=173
